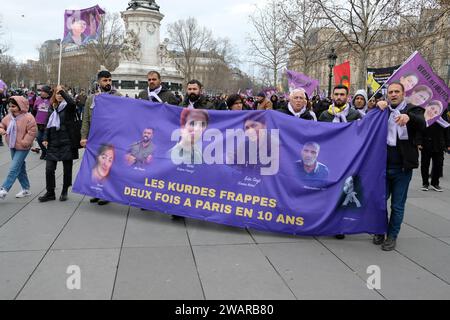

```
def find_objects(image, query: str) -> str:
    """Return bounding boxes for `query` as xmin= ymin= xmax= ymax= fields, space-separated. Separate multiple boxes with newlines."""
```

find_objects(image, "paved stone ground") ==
xmin=0 ymin=146 xmax=449 ymax=300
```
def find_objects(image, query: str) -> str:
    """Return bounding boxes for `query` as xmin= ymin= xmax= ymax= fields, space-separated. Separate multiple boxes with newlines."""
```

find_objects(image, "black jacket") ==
xmin=278 ymin=107 xmax=316 ymax=121
xmin=44 ymin=91 xmax=79 ymax=161
xmin=182 ymin=95 xmax=214 ymax=110
xmin=138 ymin=87 xmax=179 ymax=106
xmin=388 ymin=104 xmax=426 ymax=169
xmin=418 ymin=122 xmax=450 ymax=153
xmin=319 ymin=107 xmax=362 ymax=122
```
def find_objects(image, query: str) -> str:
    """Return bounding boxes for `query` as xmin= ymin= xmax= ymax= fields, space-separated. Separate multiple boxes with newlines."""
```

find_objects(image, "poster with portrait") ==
xmin=62 ymin=5 xmax=105 ymax=46
xmin=73 ymin=95 xmax=389 ymax=237
xmin=386 ymin=51 xmax=450 ymax=128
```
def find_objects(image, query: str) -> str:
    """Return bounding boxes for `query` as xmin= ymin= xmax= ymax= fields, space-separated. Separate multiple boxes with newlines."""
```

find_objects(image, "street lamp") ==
xmin=327 ymin=48 xmax=338 ymax=98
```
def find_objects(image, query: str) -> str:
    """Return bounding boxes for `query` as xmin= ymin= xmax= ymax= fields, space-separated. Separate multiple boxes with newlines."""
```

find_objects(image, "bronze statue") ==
xmin=127 ymin=0 xmax=160 ymax=11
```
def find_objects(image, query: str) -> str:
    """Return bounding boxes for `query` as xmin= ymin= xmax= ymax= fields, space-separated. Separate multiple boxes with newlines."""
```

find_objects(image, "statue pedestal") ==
xmin=111 ymin=4 xmax=183 ymax=97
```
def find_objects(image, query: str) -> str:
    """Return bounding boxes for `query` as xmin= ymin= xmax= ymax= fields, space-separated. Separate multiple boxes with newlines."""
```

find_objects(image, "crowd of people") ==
xmin=0 ymin=69 xmax=449 ymax=251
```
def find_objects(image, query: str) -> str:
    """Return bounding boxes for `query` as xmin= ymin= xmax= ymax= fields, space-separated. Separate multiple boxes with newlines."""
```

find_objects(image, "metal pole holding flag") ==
xmin=57 ymin=40 xmax=63 ymax=85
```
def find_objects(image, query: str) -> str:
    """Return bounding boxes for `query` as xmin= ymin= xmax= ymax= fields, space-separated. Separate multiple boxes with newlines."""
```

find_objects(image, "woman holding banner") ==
xmin=39 ymin=85 xmax=79 ymax=203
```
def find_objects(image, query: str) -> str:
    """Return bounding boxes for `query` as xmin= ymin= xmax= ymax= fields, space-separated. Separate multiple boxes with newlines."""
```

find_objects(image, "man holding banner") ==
xmin=81 ymin=70 xmax=121 ymax=206
xmin=376 ymin=82 xmax=425 ymax=251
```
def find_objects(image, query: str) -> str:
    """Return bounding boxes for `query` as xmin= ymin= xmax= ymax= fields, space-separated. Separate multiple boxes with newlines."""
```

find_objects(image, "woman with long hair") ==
xmin=39 ymin=85 xmax=79 ymax=202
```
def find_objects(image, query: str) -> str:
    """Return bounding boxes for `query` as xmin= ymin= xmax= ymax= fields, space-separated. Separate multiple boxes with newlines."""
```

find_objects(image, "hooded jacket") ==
xmin=352 ymin=89 xmax=368 ymax=113
xmin=0 ymin=96 xmax=37 ymax=150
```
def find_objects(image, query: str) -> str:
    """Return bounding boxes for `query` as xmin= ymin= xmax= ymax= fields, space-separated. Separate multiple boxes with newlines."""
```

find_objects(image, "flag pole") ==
xmin=57 ymin=40 xmax=63 ymax=85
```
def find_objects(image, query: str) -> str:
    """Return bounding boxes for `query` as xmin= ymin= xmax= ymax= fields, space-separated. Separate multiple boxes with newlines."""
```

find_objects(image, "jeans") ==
xmin=386 ymin=168 xmax=413 ymax=239
xmin=36 ymin=128 xmax=47 ymax=156
xmin=1 ymin=149 xmax=31 ymax=191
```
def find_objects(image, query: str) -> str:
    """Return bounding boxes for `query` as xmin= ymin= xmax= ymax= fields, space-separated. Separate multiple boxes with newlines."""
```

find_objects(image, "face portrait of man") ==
xmin=333 ymin=88 xmax=348 ymax=108
xmin=148 ymin=72 xmax=161 ymax=91
xmin=98 ymin=77 xmax=112 ymax=92
xmin=301 ymin=143 xmax=320 ymax=167
xmin=387 ymin=83 xmax=405 ymax=107
xmin=290 ymin=90 xmax=307 ymax=112
xmin=354 ymin=96 xmax=366 ymax=109
xmin=187 ymin=83 xmax=201 ymax=102
xmin=142 ymin=128 xmax=154 ymax=143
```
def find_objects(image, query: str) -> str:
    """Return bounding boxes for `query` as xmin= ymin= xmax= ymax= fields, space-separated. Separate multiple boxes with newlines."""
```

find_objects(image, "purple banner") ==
xmin=0 ymin=80 xmax=7 ymax=91
xmin=387 ymin=51 xmax=450 ymax=127
xmin=73 ymin=95 xmax=389 ymax=236
xmin=62 ymin=5 xmax=105 ymax=45
xmin=286 ymin=69 xmax=320 ymax=97
xmin=263 ymin=88 xmax=278 ymax=99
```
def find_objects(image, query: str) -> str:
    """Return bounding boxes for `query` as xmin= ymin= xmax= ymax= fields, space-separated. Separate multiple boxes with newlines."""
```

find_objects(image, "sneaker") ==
xmin=373 ymin=234 xmax=385 ymax=245
xmin=0 ymin=188 xmax=8 ymax=200
xmin=90 ymin=198 xmax=100 ymax=203
xmin=421 ymin=185 xmax=429 ymax=191
xmin=16 ymin=190 xmax=32 ymax=198
xmin=381 ymin=237 xmax=397 ymax=251
xmin=431 ymin=185 xmax=443 ymax=192
xmin=98 ymin=200 xmax=110 ymax=206
xmin=335 ymin=235 xmax=346 ymax=240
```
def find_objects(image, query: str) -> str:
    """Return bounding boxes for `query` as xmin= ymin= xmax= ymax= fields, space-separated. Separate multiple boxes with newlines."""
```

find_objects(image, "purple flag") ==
xmin=0 ymin=79 xmax=7 ymax=91
xmin=263 ymin=87 xmax=278 ymax=98
xmin=386 ymin=51 xmax=450 ymax=128
xmin=73 ymin=95 xmax=389 ymax=237
xmin=62 ymin=5 xmax=105 ymax=45
xmin=286 ymin=69 xmax=320 ymax=97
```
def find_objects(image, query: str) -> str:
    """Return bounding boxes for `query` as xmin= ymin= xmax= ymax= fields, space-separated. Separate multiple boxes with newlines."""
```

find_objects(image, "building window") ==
xmin=121 ymin=81 xmax=136 ymax=89
xmin=138 ymin=81 xmax=148 ymax=90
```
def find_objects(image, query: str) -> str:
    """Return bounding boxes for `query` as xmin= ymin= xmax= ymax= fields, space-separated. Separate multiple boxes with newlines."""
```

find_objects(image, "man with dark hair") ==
xmin=375 ymin=82 xmax=425 ymax=251
xmin=81 ymin=70 xmax=122 ymax=206
xmin=255 ymin=92 xmax=273 ymax=111
xmin=126 ymin=128 xmax=155 ymax=167
xmin=319 ymin=84 xmax=361 ymax=240
xmin=319 ymin=85 xmax=361 ymax=122
xmin=182 ymin=80 xmax=214 ymax=109
xmin=297 ymin=142 xmax=329 ymax=183
xmin=138 ymin=71 xmax=179 ymax=105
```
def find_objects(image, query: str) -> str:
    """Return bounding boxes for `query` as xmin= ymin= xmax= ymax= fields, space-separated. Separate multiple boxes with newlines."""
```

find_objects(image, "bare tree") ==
xmin=0 ymin=16 xmax=9 ymax=55
xmin=248 ymin=0 xmax=289 ymax=87
xmin=167 ymin=17 xmax=215 ymax=82
xmin=393 ymin=0 xmax=449 ymax=67
xmin=0 ymin=55 xmax=17 ymax=84
xmin=279 ymin=0 xmax=337 ymax=75
xmin=84 ymin=12 xmax=124 ymax=71
xmin=314 ymin=0 xmax=405 ymax=89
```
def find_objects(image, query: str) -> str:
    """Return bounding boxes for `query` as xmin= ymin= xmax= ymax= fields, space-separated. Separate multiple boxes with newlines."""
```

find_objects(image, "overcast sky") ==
xmin=0 ymin=0 xmax=266 ymax=76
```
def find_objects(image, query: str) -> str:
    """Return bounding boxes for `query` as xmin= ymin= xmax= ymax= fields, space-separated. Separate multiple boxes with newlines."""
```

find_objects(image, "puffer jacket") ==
xmin=0 ymin=96 xmax=37 ymax=150
xmin=43 ymin=91 xmax=79 ymax=161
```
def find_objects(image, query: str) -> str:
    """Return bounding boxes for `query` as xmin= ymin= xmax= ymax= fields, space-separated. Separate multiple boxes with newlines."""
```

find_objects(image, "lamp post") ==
xmin=327 ymin=48 xmax=338 ymax=98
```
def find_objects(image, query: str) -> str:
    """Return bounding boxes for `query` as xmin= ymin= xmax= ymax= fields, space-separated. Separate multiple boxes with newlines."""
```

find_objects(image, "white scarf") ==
xmin=288 ymin=103 xmax=317 ymax=121
xmin=46 ymin=101 xmax=68 ymax=131
xmin=188 ymin=100 xmax=195 ymax=110
xmin=331 ymin=104 xmax=350 ymax=123
xmin=6 ymin=114 xmax=23 ymax=149
xmin=148 ymin=86 xmax=163 ymax=103
xmin=356 ymin=107 xmax=367 ymax=118
xmin=387 ymin=101 xmax=409 ymax=147
xmin=343 ymin=191 xmax=362 ymax=208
